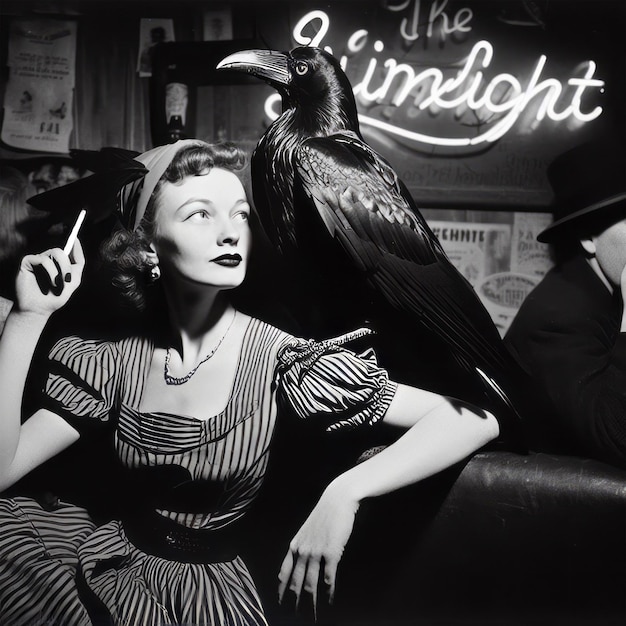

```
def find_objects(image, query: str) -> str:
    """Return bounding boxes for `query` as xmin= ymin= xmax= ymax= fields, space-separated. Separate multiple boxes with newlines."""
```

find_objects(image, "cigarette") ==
xmin=63 ymin=209 xmax=87 ymax=255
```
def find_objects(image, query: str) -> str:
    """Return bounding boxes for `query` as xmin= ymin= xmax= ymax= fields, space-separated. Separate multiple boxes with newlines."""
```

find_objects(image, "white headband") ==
xmin=124 ymin=139 xmax=205 ymax=230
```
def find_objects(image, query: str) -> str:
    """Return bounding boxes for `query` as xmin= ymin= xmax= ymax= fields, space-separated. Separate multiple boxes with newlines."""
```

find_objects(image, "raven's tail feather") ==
xmin=475 ymin=366 xmax=522 ymax=416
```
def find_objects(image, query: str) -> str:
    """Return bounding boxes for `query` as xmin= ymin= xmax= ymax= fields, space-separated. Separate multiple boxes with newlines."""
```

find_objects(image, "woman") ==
xmin=0 ymin=139 xmax=499 ymax=626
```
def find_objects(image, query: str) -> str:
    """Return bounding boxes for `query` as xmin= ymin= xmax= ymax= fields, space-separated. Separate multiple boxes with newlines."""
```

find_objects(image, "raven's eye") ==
xmin=294 ymin=61 xmax=308 ymax=76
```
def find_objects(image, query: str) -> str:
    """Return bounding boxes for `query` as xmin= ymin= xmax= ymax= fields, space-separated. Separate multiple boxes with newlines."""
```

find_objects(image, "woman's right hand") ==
xmin=15 ymin=239 xmax=85 ymax=317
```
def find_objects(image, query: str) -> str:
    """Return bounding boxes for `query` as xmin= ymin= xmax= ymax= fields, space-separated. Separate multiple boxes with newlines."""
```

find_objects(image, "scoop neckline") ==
xmin=138 ymin=314 xmax=253 ymax=423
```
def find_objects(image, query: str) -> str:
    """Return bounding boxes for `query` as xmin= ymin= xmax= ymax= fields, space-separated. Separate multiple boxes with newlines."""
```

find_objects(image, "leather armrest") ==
xmin=335 ymin=451 xmax=626 ymax=624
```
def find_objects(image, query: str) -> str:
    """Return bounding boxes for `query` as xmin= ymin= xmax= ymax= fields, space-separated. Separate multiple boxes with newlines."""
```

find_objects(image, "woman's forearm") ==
xmin=0 ymin=309 xmax=50 ymax=470
xmin=0 ymin=245 xmax=85 ymax=484
xmin=278 ymin=391 xmax=499 ymax=603
xmin=326 ymin=392 xmax=498 ymax=503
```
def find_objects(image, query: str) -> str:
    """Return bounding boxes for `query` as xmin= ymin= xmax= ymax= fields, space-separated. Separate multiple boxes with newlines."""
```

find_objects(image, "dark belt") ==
xmin=122 ymin=511 xmax=241 ymax=564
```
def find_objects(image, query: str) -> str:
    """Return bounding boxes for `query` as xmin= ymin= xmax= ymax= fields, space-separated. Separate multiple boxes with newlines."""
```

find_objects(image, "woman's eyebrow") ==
xmin=175 ymin=197 xmax=212 ymax=212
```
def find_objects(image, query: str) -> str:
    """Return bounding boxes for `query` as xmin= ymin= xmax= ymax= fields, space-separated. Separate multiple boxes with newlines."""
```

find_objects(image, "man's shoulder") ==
xmin=518 ymin=257 xmax=601 ymax=318
xmin=505 ymin=258 xmax=602 ymax=345
xmin=515 ymin=272 xmax=578 ymax=321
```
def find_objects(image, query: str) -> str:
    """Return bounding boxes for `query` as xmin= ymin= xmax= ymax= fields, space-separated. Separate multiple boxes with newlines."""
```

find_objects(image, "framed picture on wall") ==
xmin=137 ymin=18 xmax=175 ymax=77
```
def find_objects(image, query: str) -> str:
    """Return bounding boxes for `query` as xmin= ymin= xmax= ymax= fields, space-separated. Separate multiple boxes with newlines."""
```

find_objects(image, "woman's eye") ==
xmin=187 ymin=210 xmax=210 ymax=222
xmin=295 ymin=62 xmax=308 ymax=76
xmin=235 ymin=211 xmax=250 ymax=222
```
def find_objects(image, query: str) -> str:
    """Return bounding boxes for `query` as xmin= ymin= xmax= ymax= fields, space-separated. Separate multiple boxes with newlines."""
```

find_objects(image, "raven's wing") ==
xmin=251 ymin=134 xmax=299 ymax=256
xmin=294 ymin=133 xmax=510 ymax=375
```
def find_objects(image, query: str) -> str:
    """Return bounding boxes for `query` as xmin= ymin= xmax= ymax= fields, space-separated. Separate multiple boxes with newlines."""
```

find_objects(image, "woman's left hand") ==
xmin=278 ymin=480 xmax=359 ymax=615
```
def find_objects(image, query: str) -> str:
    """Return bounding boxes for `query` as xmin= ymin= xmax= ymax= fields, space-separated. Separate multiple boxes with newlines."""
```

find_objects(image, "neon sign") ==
xmin=385 ymin=0 xmax=473 ymax=43
xmin=264 ymin=4 xmax=605 ymax=148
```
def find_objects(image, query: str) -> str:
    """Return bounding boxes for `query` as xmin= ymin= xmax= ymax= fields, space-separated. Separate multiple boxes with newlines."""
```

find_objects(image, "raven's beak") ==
xmin=216 ymin=49 xmax=290 ymax=88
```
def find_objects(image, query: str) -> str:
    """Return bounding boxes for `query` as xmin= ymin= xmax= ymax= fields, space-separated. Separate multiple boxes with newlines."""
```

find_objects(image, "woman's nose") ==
xmin=218 ymin=217 xmax=240 ymax=244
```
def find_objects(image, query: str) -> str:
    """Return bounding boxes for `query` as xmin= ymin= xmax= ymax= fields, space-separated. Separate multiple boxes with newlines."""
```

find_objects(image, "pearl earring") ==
xmin=150 ymin=265 xmax=161 ymax=281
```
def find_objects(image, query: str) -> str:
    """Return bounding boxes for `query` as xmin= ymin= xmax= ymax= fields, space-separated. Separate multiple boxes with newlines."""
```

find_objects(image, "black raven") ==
xmin=217 ymin=46 xmax=528 ymax=439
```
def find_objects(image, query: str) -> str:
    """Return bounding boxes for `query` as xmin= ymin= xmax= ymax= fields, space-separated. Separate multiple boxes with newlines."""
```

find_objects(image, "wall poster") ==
xmin=1 ymin=18 xmax=76 ymax=154
xmin=427 ymin=210 xmax=553 ymax=335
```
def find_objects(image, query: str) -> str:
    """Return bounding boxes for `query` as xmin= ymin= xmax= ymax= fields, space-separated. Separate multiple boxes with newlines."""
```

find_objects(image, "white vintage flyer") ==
xmin=428 ymin=217 xmax=552 ymax=335
xmin=1 ymin=18 xmax=76 ymax=153
xmin=510 ymin=211 xmax=554 ymax=278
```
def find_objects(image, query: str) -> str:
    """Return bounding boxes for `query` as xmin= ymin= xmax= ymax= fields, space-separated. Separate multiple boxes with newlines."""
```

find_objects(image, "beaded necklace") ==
xmin=163 ymin=311 xmax=237 ymax=385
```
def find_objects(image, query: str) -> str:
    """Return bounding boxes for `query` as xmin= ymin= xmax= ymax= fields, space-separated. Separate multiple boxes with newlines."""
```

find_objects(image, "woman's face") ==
xmin=151 ymin=167 xmax=252 ymax=290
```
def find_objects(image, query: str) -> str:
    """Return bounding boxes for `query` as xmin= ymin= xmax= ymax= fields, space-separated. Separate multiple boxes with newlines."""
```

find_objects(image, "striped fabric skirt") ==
xmin=0 ymin=497 xmax=95 ymax=626
xmin=0 ymin=497 xmax=268 ymax=626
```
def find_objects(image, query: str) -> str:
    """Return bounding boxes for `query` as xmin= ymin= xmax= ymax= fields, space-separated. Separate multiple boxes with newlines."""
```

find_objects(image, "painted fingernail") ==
xmin=65 ymin=273 xmax=71 ymax=282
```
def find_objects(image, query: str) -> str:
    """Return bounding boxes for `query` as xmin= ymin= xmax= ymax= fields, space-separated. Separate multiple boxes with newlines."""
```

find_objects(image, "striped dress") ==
xmin=0 ymin=316 xmax=396 ymax=626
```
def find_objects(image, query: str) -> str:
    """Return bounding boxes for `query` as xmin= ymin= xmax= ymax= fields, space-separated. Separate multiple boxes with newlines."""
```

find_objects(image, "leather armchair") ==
xmin=331 ymin=450 xmax=626 ymax=625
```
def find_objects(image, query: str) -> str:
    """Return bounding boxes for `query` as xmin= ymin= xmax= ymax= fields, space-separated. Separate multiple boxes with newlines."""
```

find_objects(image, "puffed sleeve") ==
xmin=275 ymin=328 xmax=398 ymax=431
xmin=40 ymin=336 xmax=120 ymax=430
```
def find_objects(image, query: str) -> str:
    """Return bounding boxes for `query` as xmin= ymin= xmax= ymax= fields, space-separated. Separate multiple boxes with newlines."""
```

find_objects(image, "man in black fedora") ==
xmin=505 ymin=135 xmax=625 ymax=468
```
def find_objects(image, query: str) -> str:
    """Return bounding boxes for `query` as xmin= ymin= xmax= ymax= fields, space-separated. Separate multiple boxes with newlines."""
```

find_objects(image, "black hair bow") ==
xmin=27 ymin=147 xmax=148 ymax=226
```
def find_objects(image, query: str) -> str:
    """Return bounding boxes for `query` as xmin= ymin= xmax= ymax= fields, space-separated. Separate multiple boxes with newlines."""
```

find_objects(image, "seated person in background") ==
xmin=505 ymin=135 xmax=626 ymax=468
xmin=0 ymin=166 xmax=30 ymax=303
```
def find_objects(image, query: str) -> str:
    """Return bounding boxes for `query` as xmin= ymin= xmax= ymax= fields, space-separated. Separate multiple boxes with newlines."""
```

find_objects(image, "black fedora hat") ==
xmin=537 ymin=135 xmax=626 ymax=243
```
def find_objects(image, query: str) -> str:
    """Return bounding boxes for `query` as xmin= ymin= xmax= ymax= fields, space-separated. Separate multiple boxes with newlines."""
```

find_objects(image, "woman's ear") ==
xmin=580 ymin=237 xmax=597 ymax=257
xmin=144 ymin=244 xmax=159 ymax=267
